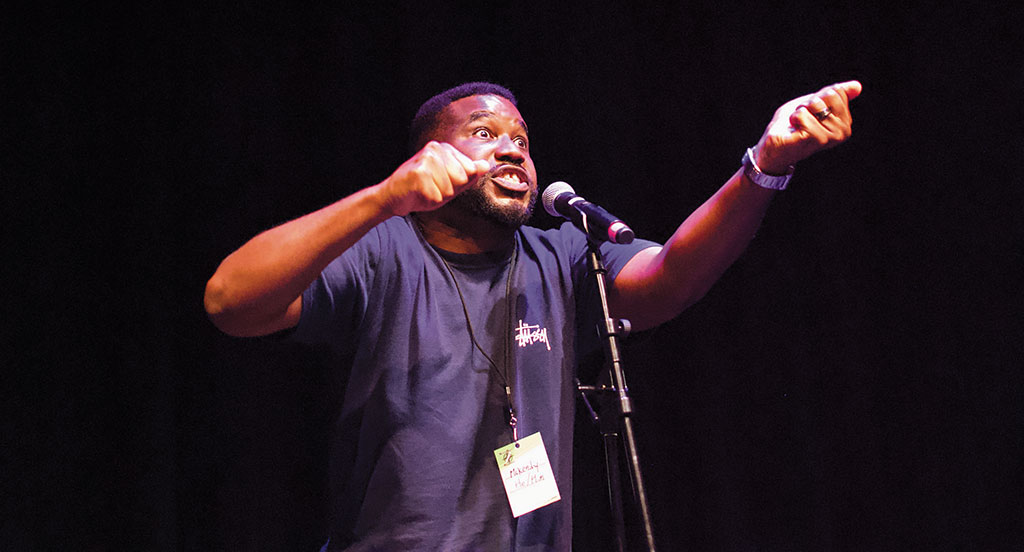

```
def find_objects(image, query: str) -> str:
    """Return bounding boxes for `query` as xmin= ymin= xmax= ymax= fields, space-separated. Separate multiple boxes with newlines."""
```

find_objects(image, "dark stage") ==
xmin=6 ymin=3 xmax=1022 ymax=550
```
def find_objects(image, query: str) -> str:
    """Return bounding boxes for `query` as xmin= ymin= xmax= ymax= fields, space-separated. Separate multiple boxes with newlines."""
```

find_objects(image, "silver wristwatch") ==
xmin=741 ymin=147 xmax=793 ymax=190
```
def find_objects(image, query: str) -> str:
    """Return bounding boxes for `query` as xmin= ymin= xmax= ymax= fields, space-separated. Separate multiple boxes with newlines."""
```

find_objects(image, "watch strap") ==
xmin=741 ymin=147 xmax=793 ymax=190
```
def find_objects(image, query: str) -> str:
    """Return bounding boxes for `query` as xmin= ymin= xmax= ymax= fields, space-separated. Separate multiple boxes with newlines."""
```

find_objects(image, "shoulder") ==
xmin=519 ymin=222 xmax=661 ymax=281
xmin=518 ymin=222 xmax=588 ymax=254
xmin=352 ymin=216 xmax=421 ymax=256
xmin=378 ymin=216 xmax=419 ymax=243
xmin=318 ymin=216 xmax=424 ymax=281
xmin=514 ymin=223 xmax=592 ymax=279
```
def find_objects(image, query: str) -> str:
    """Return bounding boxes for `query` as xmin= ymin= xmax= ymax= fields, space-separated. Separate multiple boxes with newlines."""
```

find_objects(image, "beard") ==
xmin=452 ymin=177 xmax=537 ymax=228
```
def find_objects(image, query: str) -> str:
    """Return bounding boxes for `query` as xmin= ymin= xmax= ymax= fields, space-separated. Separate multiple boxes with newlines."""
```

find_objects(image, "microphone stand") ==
xmin=577 ymin=239 xmax=657 ymax=552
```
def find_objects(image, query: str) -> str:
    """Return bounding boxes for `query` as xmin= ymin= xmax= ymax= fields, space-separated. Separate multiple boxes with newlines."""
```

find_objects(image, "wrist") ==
xmin=372 ymin=179 xmax=411 ymax=218
xmin=751 ymin=145 xmax=792 ymax=176
xmin=741 ymin=147 xmax=793 ymax=190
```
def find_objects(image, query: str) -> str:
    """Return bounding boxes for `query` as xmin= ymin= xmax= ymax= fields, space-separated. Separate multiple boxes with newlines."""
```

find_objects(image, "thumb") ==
xmin=472 ymin=160 xmax=490 ymax=174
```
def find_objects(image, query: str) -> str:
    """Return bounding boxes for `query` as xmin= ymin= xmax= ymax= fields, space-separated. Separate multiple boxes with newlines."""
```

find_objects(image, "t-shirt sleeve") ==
xmin=597 ymin=235 xmax=661 ymax=281
xmin=559 ymin=221 xmax=661 ymax=285
xmin=287 ymin=223 xmax=386 ymax=347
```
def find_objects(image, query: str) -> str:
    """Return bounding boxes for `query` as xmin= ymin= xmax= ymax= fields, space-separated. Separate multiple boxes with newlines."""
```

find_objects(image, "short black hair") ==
xmin=408 ymin=82 xmax=517 ymax=154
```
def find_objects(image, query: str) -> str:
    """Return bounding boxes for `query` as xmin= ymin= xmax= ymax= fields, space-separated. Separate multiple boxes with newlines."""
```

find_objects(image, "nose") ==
xmin=494 ymin=135 xmax=525 ymax=165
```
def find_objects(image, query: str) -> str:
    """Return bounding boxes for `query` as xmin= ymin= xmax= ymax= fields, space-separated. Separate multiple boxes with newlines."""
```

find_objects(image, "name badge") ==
xmin=493 ymin=432 xmax=561 ymax=517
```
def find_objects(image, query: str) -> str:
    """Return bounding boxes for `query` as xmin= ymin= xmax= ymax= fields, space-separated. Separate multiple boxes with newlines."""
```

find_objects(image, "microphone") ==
xmin=542 ymin=182 xmax=634 ymax=244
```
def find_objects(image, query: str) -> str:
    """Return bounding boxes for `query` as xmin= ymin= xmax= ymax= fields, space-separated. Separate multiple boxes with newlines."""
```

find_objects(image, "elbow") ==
xmin=658 ymin=285 xmax=711 ymax=324
xmin=615 ymin=284 xmax=708 ymax=333
xmin=203 ymin=275 xmax=225 ymax=318
xmin=203 ymin=275 xmax=243 ymax=336
xmin=203 ymin=273 xmax=298 ymax=338
xmin=677 ymin=284 xmax=711 ymax=312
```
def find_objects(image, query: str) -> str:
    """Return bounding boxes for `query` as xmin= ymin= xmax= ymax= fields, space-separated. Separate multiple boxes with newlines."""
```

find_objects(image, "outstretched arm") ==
xmin=203 ymin=142 xmax=490 ymax=337
xmin=609 ymin=81 xmax=862 ymax=331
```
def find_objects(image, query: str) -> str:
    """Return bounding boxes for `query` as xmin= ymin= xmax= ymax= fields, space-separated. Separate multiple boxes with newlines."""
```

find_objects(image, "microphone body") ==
xmin=542 ymin=182 xmax=635 ymax=244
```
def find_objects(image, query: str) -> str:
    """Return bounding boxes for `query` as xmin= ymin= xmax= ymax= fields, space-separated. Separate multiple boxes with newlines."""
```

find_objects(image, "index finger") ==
xmin=815 ymin=80 xmax=862 ymax=123
xmin=834 ymin=80 xmax=863 ymax=102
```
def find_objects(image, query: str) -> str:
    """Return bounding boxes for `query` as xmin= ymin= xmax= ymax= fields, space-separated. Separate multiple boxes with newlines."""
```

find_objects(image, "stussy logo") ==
xmin=514 ymin=320 xmax=551 ymax=351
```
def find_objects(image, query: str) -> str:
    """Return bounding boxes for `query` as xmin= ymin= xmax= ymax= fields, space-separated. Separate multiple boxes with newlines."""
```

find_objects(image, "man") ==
xmin=205 ymin=80 xmax=860 ymax=550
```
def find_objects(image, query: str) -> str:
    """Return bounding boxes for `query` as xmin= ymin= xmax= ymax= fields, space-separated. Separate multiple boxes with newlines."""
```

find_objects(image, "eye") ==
xmin=514 ymin=136 xmax=528 ymax=149
xmin=473 ymin=128 xmax=494 ymax=139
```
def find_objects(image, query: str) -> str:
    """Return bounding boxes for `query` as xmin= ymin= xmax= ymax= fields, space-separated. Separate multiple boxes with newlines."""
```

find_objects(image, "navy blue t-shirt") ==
xmin=292 ymin=216 xmax=658 ymax=551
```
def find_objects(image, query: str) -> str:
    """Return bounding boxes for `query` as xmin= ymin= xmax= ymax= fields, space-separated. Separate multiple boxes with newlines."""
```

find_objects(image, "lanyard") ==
xmin=437 ymin=237 xmax=520 ymax=441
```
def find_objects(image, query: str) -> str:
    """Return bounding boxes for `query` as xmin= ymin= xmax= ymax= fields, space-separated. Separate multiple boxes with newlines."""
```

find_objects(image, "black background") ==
xmin=6 ymin=2 xmax=1022 ymax=550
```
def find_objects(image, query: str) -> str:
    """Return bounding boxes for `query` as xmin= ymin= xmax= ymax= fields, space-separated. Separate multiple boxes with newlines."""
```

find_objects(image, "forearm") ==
xmin=204 ymin=183 xmax=392 ymax=337
xmin=659 ymin=169 xmax=775 ymax=301
xmin=611 ymin=170 xmax=774 ymax=330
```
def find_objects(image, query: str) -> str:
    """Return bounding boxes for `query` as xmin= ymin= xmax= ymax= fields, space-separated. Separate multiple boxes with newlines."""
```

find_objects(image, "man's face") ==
xmin=435 ymin=94 xmax=538 ymax=228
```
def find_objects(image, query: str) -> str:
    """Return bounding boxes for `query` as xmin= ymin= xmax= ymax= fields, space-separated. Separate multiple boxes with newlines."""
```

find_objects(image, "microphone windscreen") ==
xmin=542 ymin=181 xmax=575 ymax=217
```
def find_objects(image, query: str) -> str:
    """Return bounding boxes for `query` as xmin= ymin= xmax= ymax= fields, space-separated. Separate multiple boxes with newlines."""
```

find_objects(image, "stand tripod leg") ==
xmin=601 ymin=410 xmax=627 ymax=552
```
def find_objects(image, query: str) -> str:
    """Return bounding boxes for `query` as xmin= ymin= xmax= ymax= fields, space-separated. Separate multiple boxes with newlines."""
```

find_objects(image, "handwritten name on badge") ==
xmin=493 ymin=432 xmax=561 ymax=517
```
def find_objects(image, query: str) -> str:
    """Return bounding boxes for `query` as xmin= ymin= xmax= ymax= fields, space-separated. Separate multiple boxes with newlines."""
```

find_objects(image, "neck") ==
xmin=412 ymin=208 xmax=516 ymax=254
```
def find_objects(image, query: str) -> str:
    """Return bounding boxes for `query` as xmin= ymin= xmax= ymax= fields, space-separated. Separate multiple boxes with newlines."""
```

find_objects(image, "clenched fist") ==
xmin=380 ymin=141 xmax=491 ymax=217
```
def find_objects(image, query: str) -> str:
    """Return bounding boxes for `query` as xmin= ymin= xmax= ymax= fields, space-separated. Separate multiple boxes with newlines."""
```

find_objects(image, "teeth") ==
xmin=495 ymin=171 xmax=522 ymax=184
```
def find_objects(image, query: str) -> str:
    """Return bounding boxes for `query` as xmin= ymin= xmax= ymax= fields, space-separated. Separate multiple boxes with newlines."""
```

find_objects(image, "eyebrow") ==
xmin=467 ymin=110 xmax=529 ymax=135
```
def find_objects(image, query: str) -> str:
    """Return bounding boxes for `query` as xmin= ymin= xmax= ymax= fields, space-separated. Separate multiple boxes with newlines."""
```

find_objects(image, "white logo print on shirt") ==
xmin=514 ymin=320 xmax=551 ymax=351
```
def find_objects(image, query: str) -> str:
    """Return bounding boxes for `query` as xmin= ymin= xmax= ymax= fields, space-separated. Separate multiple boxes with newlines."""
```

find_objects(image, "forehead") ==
xmin=444 ymin=94 xmax=528 ymax=131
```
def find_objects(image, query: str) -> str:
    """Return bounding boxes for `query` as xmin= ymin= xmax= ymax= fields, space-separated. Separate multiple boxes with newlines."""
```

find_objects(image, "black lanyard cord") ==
xmin=437 ymin=236 xmax=520 ymax=440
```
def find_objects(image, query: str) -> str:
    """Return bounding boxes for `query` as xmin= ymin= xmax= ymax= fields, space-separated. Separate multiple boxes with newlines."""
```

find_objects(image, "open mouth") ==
xmin=489 ymin=165 xmax=531 ymax=194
